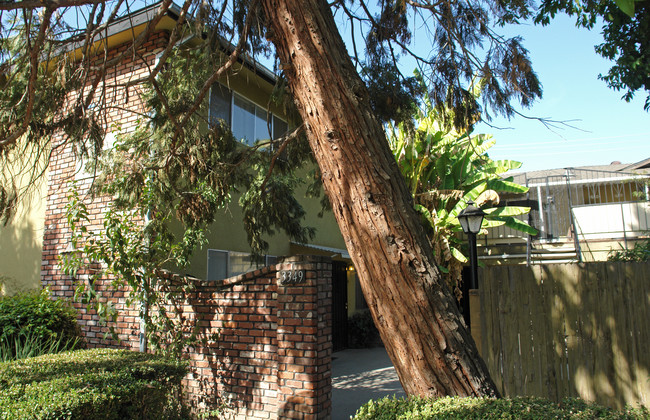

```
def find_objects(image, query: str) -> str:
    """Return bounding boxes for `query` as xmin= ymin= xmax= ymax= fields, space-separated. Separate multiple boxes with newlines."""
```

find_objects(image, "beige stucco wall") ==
xmin=171 ymin=64 xmax=348 ymax=279
xmin=0 ymin=152 xmax=47 ymax=296
xmin=184 ymin=174 xmax=348 ymax=279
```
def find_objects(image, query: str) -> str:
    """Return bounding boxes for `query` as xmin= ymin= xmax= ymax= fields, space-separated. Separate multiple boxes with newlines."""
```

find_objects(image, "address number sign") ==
xmin=279 ymin=269 xmax=306 ymax=285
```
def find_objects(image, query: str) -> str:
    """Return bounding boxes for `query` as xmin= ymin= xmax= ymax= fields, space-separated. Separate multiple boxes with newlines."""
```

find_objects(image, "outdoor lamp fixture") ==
xmin=457 ymin=200 xmax=485 ymax=290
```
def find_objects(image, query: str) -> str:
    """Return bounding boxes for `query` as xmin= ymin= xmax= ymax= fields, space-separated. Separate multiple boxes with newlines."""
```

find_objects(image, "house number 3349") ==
xmin=279 ymin=269 xmax=306 ymax=285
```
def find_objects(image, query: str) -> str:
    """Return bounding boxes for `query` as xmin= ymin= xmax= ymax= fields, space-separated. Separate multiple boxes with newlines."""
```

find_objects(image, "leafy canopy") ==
xmin=0 ymin=0 xmax=547 ymax=221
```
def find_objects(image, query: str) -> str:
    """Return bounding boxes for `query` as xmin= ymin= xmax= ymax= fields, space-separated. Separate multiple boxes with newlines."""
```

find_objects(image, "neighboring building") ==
xmin=480 ymin=159 xmax=650 ymax=263
xmin=0 ymin=151 xmax=48 ymax=296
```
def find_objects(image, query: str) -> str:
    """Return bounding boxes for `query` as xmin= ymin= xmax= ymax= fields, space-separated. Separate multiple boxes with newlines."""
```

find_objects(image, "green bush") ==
xmin=353 ymin=396 xmax=649 ymax=419
xmin=0 ymin=289 xmax=82 ymax=360
xmin=608 ymin=239 xmax=650 ymax=262
xmin=0 ymin=329 xmax=81 ymax=362
xmin=0 ymin=348 xmax=188 ymax=419
xmin=347 ymin=309 xmax=380 ymax=348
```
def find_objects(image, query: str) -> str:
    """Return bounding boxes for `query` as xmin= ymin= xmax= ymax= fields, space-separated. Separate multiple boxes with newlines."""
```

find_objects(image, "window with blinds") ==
xmin=207 ymin=249 xmax=277 ymax=281
xmin=209 ymin=84 xmax=288 ymax=146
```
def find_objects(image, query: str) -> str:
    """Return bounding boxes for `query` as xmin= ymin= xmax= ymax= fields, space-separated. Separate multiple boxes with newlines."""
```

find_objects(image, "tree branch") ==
xmin=0 ymin=0 xmax=105 ymax=11
xmin=259 ymin=125 xmax=304 ymax=195
xmin=0 ymin=7 xmax=54 ymax=149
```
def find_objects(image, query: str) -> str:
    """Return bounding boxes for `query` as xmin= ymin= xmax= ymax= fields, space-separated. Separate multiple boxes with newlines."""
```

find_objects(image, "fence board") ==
xmin=540 ymin=265 xmax=560 ymax=401
xmin=528 ymin=265 xmax=546 ymax=397
xmin=503 ymin=267 xmax=519 ymax=396
xmin=477 ymin=261 xmax=649 ymax=409
xmin=515 ymin=265 xmax=532 ymax=396
xmin=482 ymin=266 xmax=503 ymax=393
xmin=498 ymin=265 xmax=512 ymax=395
xmin=638 ymin=263 xmax=650 ymax=406
xmin=574 ymin=263 xmax=596 ymax=403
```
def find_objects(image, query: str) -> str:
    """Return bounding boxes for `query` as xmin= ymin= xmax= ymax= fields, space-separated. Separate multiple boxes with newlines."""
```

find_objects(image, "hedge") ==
xmin=0 ymin=290 xmax=82 ymax=360
xmin=0 ymin=348 xmax=187 ymax=419
xmin=353 ymin=396 xmax=649 ymax=419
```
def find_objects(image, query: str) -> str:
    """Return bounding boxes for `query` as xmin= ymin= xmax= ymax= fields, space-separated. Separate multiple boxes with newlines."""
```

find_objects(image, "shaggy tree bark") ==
xmin=261 ymin=0 xmax=499 ymax=397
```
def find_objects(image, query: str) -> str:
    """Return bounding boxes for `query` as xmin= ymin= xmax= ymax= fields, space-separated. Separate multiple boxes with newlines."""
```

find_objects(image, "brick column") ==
xmin=276 ymin=255 xmax=332 ymax=419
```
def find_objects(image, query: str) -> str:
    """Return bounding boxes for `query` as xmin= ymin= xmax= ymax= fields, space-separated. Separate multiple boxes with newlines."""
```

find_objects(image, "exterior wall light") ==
xmin=457 ymin=200 xmax=485 ymax=290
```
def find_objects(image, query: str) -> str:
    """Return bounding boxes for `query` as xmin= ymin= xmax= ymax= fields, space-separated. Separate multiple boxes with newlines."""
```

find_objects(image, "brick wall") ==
xmin=178 ymin=255 xmax=333 ymax=419
xmin=47 ymin=252 xmax=333 ymax=419
xmin=42 ymin=30 xmax=169 ymax=349
xmin=41 ymin=28 xmax=334 ymax=419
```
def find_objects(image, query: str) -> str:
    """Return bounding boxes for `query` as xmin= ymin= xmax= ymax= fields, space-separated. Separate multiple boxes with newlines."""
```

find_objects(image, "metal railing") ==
xmin=483 ymin=168 xmax=650 ymax=263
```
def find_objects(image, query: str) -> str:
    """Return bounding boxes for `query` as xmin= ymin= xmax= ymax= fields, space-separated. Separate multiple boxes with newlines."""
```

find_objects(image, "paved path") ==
xmin=331 ymin=347 xmax=406 ymax=419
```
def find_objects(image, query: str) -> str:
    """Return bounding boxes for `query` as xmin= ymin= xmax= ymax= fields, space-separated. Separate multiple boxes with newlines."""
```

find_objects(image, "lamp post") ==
xmin=458 ymin=200 xmax=485 ymax=290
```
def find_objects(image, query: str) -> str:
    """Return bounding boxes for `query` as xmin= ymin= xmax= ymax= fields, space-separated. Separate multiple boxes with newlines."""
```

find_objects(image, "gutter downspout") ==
xmin=526 ymin=175 xmax=532 ymax=266
xmin=139 ymin=207 xmax=151 ymax=353
xmin=565 ymin=168 xmax=582 ymax=262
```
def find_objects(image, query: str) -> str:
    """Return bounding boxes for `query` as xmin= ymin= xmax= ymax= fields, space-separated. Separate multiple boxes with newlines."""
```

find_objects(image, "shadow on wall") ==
xmin=0 ymin=216 xmax=44 ymax=296
xmin=479 ymin=262 xmax=649 ymax=410
xmin=169 ymin=272 xmax=280 ymax=418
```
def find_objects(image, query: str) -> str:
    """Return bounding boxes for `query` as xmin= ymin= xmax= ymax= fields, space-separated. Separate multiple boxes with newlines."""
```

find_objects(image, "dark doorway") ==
xmin=332 ymin=261 xmax=349 ymax=351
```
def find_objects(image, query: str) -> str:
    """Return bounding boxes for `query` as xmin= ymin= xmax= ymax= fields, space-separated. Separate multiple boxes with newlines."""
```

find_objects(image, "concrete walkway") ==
xmin=331 ymin=347 xmax=406 ymax=419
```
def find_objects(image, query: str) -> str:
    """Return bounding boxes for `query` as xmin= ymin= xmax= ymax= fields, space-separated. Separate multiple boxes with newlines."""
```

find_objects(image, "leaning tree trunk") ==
xmin=261 ymin=0 xmax=499 ymax=397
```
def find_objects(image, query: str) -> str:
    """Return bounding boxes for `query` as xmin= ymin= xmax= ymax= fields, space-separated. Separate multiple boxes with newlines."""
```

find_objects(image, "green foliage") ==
xmin=347 ymin=310 xmax=380 ymax=349
xmin=535 ymin=0 xmax=650 ymax=110
xmin=0 ymin=348 xmax=188 ymax=419
xmin=353 ymin=395 xmax=649 ymax=419
xmin=61 ymin=185 xmax=208 ymax=357
xmin=0 ymin=10 xmax=104 ymax=223
xmin=0 ymin=290 xmax=82 ymax=361
xmin=388 ymin=93 xmax=537 ymax=295
xmin=0 ymin=329 xmax=80 ymax=362
xmin=608 ymin=239 xmax=650 ymax=261
xmin=614 ymin=0 xmax=643 ymax=17
xmin=60 ymin=47 xmax=315 ymax=357
xmin=98 ymin=47 xmax=315 ymax=256
xmin=355 ymin=0 xmax=543 ymax=126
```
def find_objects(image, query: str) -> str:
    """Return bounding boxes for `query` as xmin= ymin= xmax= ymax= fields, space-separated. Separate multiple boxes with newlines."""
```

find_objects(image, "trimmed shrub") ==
xmin=0 ymin=289 xmax=82 ymax=360
xmin=353 ymin=396 xmax=649 ymax=419
xmin=347 ymin=309 xmax=380 ymax=348
xmin=0 ymin=348 xmax=188 ymax=419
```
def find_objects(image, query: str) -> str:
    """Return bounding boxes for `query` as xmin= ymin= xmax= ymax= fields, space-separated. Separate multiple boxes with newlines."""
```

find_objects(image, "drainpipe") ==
xmin=565 ymin=169 xmax=582 ymax=262
xmin=526 ymin=175 xmax=532 ymax=266
xmin=139 ymin=206 xmax=152 ymax=353
xmin=536 ymin=185 xmax=546 ymax=239
xmin=621 ymin=203 xmax=628 ymax=250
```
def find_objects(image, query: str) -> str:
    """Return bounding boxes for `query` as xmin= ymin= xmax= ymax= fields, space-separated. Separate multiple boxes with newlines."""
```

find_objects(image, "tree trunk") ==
xmin=261 ymin=0 xmax=499 ymax=397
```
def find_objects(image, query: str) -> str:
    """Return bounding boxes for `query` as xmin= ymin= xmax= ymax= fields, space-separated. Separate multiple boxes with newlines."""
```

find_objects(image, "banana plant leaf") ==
xmin=491 ymin=215 xmax=539 ymax=235
xmin=450 ymin=246 xmax=468 ymax=263
xmin=481 ymin=219 xmax=506 ymax=228
xmin=486 ymin=178 xmax=529 ymax=194
xmin=483 ymin=206 xmax=531 ymax=217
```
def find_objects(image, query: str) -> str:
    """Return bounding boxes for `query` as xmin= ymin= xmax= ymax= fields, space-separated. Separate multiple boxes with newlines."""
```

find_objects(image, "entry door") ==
xmin=332 ymin=261 xmax=348 ymax=351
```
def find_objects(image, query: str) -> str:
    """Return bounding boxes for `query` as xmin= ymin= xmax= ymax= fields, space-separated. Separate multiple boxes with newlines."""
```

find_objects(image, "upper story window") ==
xmin=209 ymin=84 xmax=288 ymax=146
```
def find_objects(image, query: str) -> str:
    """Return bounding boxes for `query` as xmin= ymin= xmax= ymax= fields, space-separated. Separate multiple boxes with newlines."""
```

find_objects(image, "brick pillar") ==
xmin=276 ymin=255 xmax=332 ymax=420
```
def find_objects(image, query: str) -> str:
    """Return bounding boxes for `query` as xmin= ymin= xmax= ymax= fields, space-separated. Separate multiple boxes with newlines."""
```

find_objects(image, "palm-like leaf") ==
xmin=388 ymin=89 xmax=537 ymax=294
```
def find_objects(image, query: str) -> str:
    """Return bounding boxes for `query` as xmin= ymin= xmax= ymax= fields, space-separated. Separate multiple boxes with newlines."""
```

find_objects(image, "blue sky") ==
xmin=476 ymin=15 xmax=650 ymax=172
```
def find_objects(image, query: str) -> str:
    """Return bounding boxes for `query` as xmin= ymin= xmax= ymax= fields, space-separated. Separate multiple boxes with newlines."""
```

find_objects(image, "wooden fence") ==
xmin=477 ymin=262 xmax=649 ymax=409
